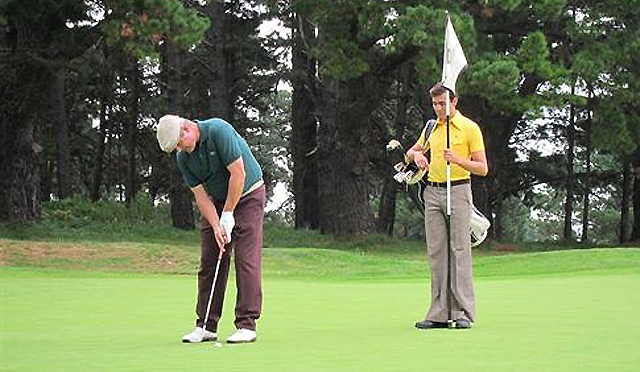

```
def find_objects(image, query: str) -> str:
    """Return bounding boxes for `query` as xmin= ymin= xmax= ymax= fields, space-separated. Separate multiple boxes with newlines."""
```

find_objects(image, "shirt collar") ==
xmin=194 ymin=121 xmax=206 ymax=151
xmin=436 ymin=111 xmax=462 ymax=128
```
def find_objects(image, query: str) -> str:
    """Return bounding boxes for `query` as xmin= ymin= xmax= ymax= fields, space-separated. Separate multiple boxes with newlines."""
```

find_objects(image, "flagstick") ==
xmin=445 ymin=89 xmax=453 ymax=326
xmin=441 ymin=9 xmax=467 ymax=329
xmin=446 ymin=90 xmax=451 ymax=216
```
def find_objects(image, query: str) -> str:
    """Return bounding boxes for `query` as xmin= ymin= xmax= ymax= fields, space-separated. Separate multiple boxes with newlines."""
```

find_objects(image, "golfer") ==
xmin=156 ymin=115 xmax=265 ymax=343
xmin=405 ymin=83 xmax=487 ymax=329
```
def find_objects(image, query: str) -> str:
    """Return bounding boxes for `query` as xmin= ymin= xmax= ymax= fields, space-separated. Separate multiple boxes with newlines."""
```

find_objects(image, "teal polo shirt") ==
xmin=176 ymin=118 xmax=263 ymax=201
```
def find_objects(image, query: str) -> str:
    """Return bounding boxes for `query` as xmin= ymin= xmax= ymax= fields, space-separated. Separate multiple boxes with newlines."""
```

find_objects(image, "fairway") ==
xmin=2 ymin=268 xmax=639 ymax=372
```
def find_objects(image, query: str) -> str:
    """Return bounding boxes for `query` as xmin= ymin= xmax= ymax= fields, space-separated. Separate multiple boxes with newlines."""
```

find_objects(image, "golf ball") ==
xmin=214 ymin=342 xmax=222 ymax=347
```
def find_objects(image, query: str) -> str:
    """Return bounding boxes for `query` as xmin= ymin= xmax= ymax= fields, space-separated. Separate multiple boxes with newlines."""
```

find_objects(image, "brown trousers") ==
xmin=423 ymin=183 xmax=476 ymax=322
xmin=195 ymin=184 xmax=265 ymax=332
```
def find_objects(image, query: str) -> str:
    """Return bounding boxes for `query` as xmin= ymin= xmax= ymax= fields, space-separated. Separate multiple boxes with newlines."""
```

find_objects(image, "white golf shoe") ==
xmin=226 ymin=328 xmax=257 ymax=344
xmin=182 ymin=327 xmax=217 ymax=343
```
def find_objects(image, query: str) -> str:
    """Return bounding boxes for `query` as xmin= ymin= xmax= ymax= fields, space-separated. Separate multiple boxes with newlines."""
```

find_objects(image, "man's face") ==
xmin=175 ymin=125 xmax=197 ymax=153
xmin=431 ymin=93 xmax=457 ymax=120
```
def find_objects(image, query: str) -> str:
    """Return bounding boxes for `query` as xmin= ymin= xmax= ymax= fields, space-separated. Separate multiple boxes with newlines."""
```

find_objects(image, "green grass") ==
xmin=2 ymin=202 xmax=640 ymax=371
xmin=2 ymin=268 xmax=639 ymax=372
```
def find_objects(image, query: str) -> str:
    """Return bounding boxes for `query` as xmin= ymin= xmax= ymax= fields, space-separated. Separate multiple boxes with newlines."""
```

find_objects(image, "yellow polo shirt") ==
xmin=417 ymin=111 xmax=485 ymax=183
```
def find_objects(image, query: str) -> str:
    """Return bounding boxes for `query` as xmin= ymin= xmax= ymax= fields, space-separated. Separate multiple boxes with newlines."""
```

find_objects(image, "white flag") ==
xmin=441 ymin=13 xmax=467 ymax=95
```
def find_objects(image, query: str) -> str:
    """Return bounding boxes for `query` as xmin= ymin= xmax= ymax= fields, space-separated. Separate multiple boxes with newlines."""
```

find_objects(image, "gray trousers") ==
xmin=196 ymin=185 xmax=265 ymax=332
xmin=424 ymin=183 xmax=475 ymax=322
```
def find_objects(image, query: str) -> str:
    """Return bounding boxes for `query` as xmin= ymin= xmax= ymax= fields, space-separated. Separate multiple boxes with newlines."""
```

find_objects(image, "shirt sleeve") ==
xmin=468 ymin=122 xmax=485 ymax=153
xmin=210 ymin=120 xmax=243 ymax=167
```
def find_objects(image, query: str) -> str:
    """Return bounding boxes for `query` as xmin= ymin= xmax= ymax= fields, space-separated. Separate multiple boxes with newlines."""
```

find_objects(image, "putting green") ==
xmin=1 ymin=269 xmax=639 ymax=372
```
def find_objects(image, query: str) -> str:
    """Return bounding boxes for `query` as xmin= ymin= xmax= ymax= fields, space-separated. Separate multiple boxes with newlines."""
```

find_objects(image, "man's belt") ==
xmin=426 ymin=179 xmax=470 ymax=188
xmin=242 ymin=179 xmax=264 ymax=197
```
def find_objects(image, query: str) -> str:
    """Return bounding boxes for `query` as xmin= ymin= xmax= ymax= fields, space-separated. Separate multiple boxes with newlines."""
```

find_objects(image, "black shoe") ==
xmin=415 ymin=320 xmax=449 ymax=329
xmin=452 ymin=318 xmax=472 ymax=329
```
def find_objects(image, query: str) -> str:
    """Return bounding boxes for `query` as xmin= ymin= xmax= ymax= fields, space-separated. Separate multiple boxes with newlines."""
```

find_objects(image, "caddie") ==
xmin=405 ymin=83 xmax=488 ymax=329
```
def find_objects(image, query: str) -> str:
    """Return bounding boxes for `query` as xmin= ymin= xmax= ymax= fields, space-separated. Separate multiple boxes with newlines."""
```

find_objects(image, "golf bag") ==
xmin=387 ymin=120 xmax=490 ymax=247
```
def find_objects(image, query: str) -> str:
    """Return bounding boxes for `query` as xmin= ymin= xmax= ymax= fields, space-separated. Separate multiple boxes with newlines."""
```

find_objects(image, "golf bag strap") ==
xmin=420 ymin=119 xmax=436 ymax=153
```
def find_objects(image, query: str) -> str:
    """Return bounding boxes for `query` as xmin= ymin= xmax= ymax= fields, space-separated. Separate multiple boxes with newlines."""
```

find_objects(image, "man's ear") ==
xmin=183 ymin=122 xmax=193 ymax=134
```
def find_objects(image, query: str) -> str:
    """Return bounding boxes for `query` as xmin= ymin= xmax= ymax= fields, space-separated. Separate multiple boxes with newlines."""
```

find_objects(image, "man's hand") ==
xmin=212 ymin=224 xmax=228 ymax=254
xmin=406 ymin=145 xmax=430 ymax=171
xmin=413 ymin=151 xmax=430 ymax=170
xmin=191 ymin=185 xmax=229 ymax=252
xmin=220 ymin=211 xmax=235 ymax=244
xmin=443 ymin=148 xmax=461 ymax=164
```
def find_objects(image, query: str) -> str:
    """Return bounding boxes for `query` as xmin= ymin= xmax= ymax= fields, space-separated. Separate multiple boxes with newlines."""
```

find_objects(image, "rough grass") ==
xmin=2 ymin=237 xmax=639 ymax=280
xmin=1 ymin=198 xmax=638 ymax=279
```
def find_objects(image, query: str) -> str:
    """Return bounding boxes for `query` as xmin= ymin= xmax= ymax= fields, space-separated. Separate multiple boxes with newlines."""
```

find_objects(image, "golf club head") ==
xmin=404 ymin=167 xmax=426 ymax=185
xmin=392 ymin=161 xmax=426 ymax=185
xmin=394 ymin=162 xmax=405 ymax=172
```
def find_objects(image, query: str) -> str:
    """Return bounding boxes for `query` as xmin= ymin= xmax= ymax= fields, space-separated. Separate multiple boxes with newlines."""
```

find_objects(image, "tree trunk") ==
xmin=580 ymin=93 xmax=593 ymax=245
xmin=563 ymin=97 xmax=576 ymax=242
xmin=377 ymin=66 xmax=411 ymax=235
xmin=493 ymin=197 xmax=504 ymax=239
xmin=124 ymin=58 xmax=140 ymax=206
xmin=117 ymin=139 xmax=124 ymax=201
xmin=0 ymin=60 xmax=44 ymax=222
xmin=377 ymin=178 xmax=398 ymax=235
xmin=52 ymin=69 xmax=74 ymax=199
xmin=316 ymin=78 xmax=373 ymax=235
xmin=91 ymin=85 xmax=109 ymax=201
xmin=472 ymin=177 xmax=490 ymax=228
xmin=169 ymin=156 xmax=195 ymax=229
xmin=631 ymin=150 xmax=640 ymax=242
xmin=91 ymin=122 xmax=108 ymax=201
xmin=1 ymin=118 xmax=42 ymax=222
xmin=620 ymin=154 xmax=631 ymax=244
xmin=202 ymin=0 xmax=232 ymax=120
xmin=91 ymin=46 xmax=112 ymax=202
xmin=291 ymin=13 xmax=319 ymax=230
xmin=163 ymin=40 xmax=195 ymax=229
xmin=40 ymin=160 xmax=53 ymax=202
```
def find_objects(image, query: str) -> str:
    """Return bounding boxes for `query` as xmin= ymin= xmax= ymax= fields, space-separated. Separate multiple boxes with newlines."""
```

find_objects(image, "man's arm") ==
xmin=468 ymin=149 xmax=489 ymax=176
xmin=223 ymin=157 xmax=246 ymax=212
xmin=191 ymin=184 xmax=228 ymax=249
xmin=406 ymin=143 xmax=430 ymax=170
xmin=444 ymin=149 xmax=488 ymax=176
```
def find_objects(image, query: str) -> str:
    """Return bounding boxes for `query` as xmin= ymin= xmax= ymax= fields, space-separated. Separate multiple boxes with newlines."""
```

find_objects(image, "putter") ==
xmin=202 ymin=248 xmax=224 ymax=336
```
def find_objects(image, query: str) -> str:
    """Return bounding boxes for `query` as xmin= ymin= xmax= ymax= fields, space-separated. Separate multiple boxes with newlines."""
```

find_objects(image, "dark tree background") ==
xmin=1 ymin=0 xmax=638 ymax=245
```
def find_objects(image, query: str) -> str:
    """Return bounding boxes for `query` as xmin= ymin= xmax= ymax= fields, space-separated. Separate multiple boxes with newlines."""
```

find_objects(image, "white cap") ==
xmin=156 ymin=115 xmax=183 ymax=153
